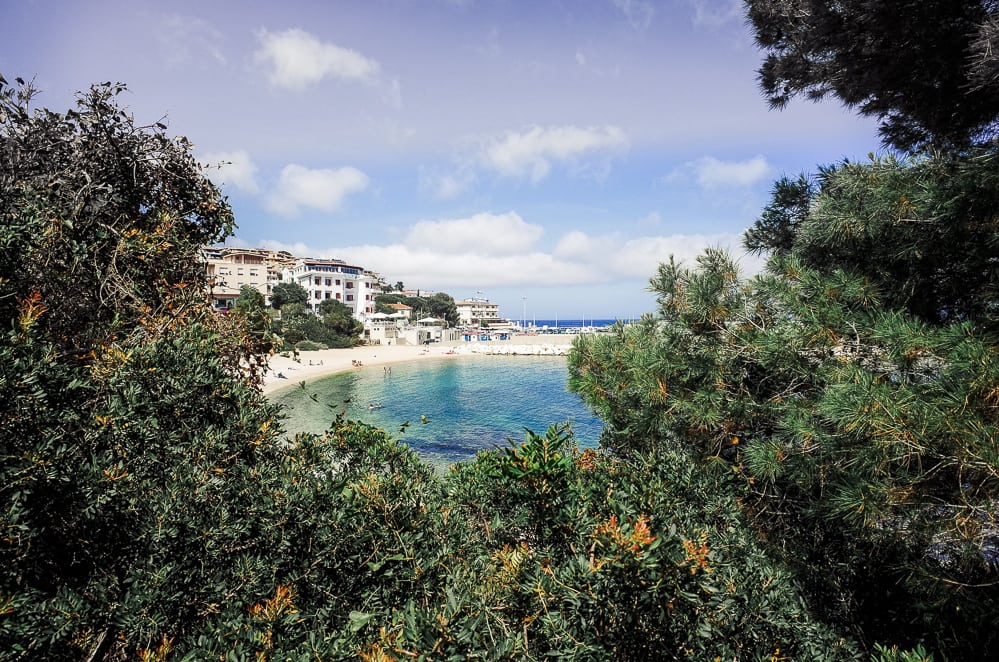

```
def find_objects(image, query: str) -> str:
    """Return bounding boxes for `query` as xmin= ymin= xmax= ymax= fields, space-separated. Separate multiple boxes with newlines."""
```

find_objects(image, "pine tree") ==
xmin=570 ymin=244 xmax=999 ymax=657
xmin=745 ymin=152 xmax=999 ymax=330
xmin=746 ymin=0 xmax=999 ymax=151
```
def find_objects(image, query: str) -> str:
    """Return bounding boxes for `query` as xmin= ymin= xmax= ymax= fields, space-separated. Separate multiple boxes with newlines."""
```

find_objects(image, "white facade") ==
xmin=456 ymin=297 xmax=502 ymax=326
xmin=384 ymin=303 xmax=413 ymax=320
xmin=281 ymin=258 xmax=382 ymax=319
xmin=364 ymin=316 xmax=459 ymax=346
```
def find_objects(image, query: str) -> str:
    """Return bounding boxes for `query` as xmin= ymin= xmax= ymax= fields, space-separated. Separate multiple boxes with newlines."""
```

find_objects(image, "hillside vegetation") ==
xmin=3 ymin=3 xmax=999 ymax=658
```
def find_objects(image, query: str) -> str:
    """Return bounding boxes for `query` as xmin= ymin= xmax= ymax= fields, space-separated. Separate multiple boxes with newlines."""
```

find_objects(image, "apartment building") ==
xmin=455 ymin=297 xmax=502 ymax=326
xmin=281 ymin=257 xmax=383 ymax=318
xmin=204 ymin=246 xmax=392 ymax=321
xmin=204 ymin=247 xmax=284 ymax=309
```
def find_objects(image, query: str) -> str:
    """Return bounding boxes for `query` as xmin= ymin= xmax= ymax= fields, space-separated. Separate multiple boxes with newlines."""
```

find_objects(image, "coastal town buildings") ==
xmin=455 ymin=297 xmax=502 ymax=326
xmin=203 ymin=248 xmax=609 ymax=350
xmin=203 ymin=248 xmax=518 ymax=346
xmin=363 ymin=312 xmax=460 ymax=346
xmin=203 ymin=246 xmax=383 ymax=320
xmin=396 ymin=289 xmax=438 ymax=302
xmin=280 ymin=257 xmax=383 ymax=318
xmin=203 ymin=247 xmax=289 ymax=310
xmin=383 ymin=302 xmax=413 ymax=320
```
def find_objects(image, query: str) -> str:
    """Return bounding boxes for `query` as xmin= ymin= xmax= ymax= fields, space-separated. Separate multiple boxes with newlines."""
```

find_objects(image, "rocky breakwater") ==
xmin=446 ymin=335 xmax=577 ymax=356
xmin=451 ymin=343 xmax=568 ymax=356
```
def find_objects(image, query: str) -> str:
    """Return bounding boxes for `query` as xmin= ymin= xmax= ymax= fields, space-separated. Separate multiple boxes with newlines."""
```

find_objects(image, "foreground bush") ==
xmin=0 ymin=75 xmax=275 ymax=659
xmin=0 ymin=74 xmax=936 ymax=660
xmin=570 ymin=216 xmax=999 ymax=658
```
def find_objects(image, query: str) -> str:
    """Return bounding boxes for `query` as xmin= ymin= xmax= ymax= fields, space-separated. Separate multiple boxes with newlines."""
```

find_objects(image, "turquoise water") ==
xmin=269 ymin=355 xmax=603 ymax=467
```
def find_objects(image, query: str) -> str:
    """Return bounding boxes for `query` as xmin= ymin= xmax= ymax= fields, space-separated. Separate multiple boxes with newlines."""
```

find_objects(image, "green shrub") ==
xmin=294 ymin=340 xmax=328 ymax=351
xmin=569 ymin=243 xmax=999 ymax=658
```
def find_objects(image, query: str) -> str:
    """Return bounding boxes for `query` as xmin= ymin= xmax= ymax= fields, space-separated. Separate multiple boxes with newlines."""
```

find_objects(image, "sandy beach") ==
xmin=261 ymin=344 xmax=458 ymax=395
xmin=261 ymin=335 xmax=580 ymax=396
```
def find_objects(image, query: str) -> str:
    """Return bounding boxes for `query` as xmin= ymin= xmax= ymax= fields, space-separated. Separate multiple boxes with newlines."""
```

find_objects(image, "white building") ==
xmin=363 ymin=314 xmax=459 ymax=346
xmin=204 ymin=247 xmax=284 ymax=309
xmin=281 ymin=257 xmax=382 ymax=319
xmin=455 ymin=297 xmax=502 ymax=326
xmin=383 ymin=302 xmax=413 ymax=320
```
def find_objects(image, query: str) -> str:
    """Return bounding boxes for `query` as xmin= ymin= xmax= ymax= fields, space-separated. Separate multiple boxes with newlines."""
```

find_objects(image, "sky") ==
xmin=2 ymin=0 xmax=881 ymax=320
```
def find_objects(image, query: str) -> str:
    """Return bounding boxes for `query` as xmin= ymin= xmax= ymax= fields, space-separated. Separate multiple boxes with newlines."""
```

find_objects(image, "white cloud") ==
xmin=259 ymin=215 xmax=763 ymax=291
xmin=254 ymin=28 xmax=381 ymax=90
xmin=356 ymin=245 xmax=588 ymax=288
xmin=158 ymin=15 xmax=226 ymax=68
xmin=384 ymin=78 xmax=403 ymax=106
xmin=266 ymin=164 xmax=369 ymax=217
xmin=554 ymin=229 xmax=758 ymax=280
xmin=608 ymin=233 xmax=761 ymax=278
xmin=666 ymin=155 xmax=772 ymax=189
xmin=482 ymin=125 xmax=628 ymax=182
xmin=694 ymin=156 xmax=772 ymax=188
xmin=418 ymin=167 xmax=477 ymax=200
xmin=686 ymin=0 xmax=743 ymax=29
xmin=257 ymin=239 xmax=316 ymax=258
xmin=480 ymin=26 xmax=502 ymax=57
xmin=201 ymin=150 xmax=259 ymax=194
xmin=553 ymin=230 xmax=602 ymax=261
xmin=424 ymin=126 xmax=628 ymax=199
xmin=610 ymin=0 xmax=656 ymax=31
xmin=405 ymin=212 xmax=543 ymax=257
xmin=637 ymin=211 xmax=663 ymax=229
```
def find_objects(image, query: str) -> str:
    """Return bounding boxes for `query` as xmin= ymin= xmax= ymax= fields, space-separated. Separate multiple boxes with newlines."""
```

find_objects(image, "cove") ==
xmin=269 ymin=355 xmax=603 ymax=467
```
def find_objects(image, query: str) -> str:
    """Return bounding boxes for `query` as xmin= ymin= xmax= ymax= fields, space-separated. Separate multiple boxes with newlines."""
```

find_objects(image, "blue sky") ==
xmin=2 ymin=0 xmax=881 ymax=319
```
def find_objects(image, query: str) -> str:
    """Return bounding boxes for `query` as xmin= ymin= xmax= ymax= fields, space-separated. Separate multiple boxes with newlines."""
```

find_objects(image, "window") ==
xmin=325 ymin=292 xmax=331 ymax=299
xmin=346 ymin=282 xmax=354 ymax=289
xmin=335 ymin=279 xmax=341 ymax=285
xmin=314 ymin=290 xmax=321 ymax=299
xmin=336 ymin=293 xmax=341 ymax=300
xmin=325 ymin=278 xmax=332 ymax=286
xmin=237 ymin=268 xmax=244 ymax=276
xmin=314 ymin=277 xmax=320 ymax=285
xmin=346 ymin=295 xmax=354 ymax=301
xmin=365 ymin=295 xmax=370 ymax=300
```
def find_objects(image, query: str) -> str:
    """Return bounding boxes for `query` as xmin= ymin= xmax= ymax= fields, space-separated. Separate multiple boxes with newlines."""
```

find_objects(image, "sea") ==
xmin=522 ymin=318 xmax=623 ymax=330
xmin=270 ymin=354 xmax=604 ymax=469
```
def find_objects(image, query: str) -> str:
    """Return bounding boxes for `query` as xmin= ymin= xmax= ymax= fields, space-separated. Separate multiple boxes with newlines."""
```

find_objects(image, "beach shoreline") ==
xmin=261 ymin=335 xmax=580 ymax=396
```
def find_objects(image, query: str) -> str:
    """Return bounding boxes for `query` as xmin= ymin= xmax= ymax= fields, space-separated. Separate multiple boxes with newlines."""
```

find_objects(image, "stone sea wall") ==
xmin=449 ymin=343 xmax=569 ymax=356
xmin=442 ymin=334 xmax=580 ymax=356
